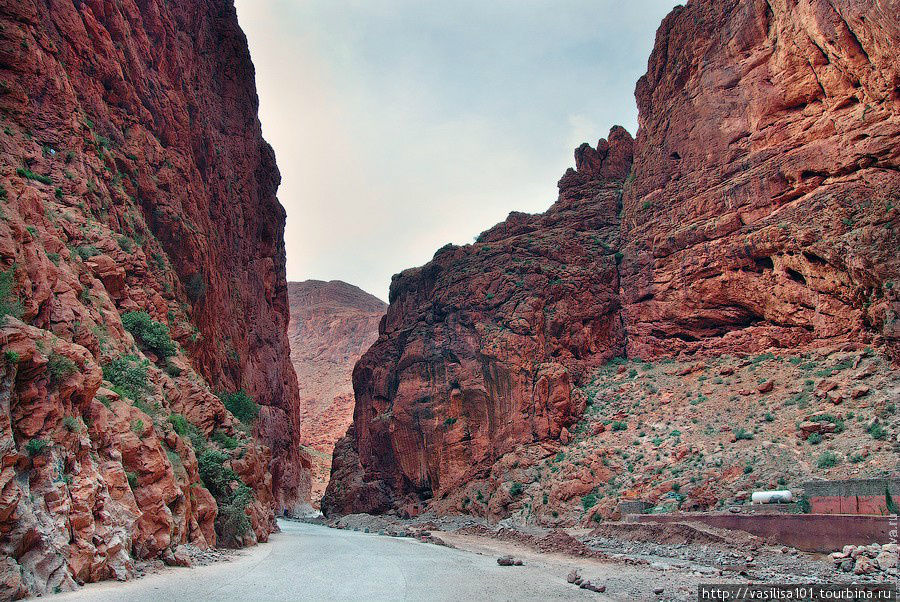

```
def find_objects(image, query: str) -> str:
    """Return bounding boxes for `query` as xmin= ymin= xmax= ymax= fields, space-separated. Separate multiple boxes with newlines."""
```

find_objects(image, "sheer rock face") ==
xmin=0 ymin=0 xmax=308 ymax=596
xmin=323 ymin=129 xmax=635 ymax=516
xmin=620 ymin=0 xmax=900 ymax=359
xmin=324 ymin=0 xmax=899 ymax=518
xmin=286 ymin=280 xmax=385 ymax=506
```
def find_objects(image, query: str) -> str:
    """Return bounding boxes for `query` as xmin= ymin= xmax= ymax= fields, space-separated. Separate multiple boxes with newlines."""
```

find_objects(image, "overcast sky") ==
xmin=234 ymin=0 xmax=679 ymax=301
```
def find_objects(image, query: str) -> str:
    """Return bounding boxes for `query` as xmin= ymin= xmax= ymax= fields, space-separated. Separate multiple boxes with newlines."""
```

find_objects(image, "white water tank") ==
xmin=751 ymin=490 xmax=793 ymax=504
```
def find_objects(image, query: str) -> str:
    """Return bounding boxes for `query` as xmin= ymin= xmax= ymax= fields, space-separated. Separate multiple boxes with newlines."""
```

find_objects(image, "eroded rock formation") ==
xmin=620 ymin=0 xmax=900 ymax=358
xmin=0 ymin=0 xmax=309 ymax=596
xmin=323 ymin=128 xmax=635 ymax=516
xmin=324 ymin=0 xmax=899 ymax=518
xmin=287 ymin=280 xmax=385 ymax=505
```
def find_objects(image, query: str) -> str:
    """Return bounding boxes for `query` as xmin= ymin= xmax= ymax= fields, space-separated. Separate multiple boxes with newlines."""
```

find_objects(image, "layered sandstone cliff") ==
xmin=0 ymin=0 xmax=309 ymax=597
xmin=287 ymin=280 xmax=385 ymax=505
xmin=323 ymin=0 xmax=899 ymax=518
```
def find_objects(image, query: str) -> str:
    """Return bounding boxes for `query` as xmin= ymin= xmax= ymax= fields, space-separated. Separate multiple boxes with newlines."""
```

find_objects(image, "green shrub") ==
xmin=810 ymin=413 xmax=845 ymax=433
xmin=4 ymin=350 xmax=19 ymax=364
xmin=218 ymin=484 xmax=252 ymax=544
xmin=807 ymin=432 xmax=822 ymax=445
xmin=163 ymin=360 xmax=182 ymax=377
xmin=198 ymin=449 xmax=252 ymax=545
xmin=62 ymin=415 xmax=80 ymax=432
xmin=509 ymin=482 xmax=523 ymax=497
xmin=48 ymin=352 xmax=77 ymax=387
xmin=582 ymin=492 xmax=598 ymax=511
xmin=126 ymin=470 xmax=138 ymax=489
xmin=443 ymin=417 xmax=457 ymax=427
xmin=219 ymin=390 xmax=259 ymax=424
xmin=75 ymin=245 xmax=100 ymax=260
xmin=211 ymin=429 xmax=239 ymax=450
xmin=817 ymin=451 xmax=839 ymax=469
xmin=121 ymin=311 xmax=176 ymax=358
xmin=734 ymin=428 xmax=753 ymax=441
xmin=0 ymin=269 xmax=23 ymax=322
xmin=116 ymin=235 xmax=134 ymax=253
xmin=169 ymin=415 xmax=207 ymax=452
xmin=15 ymin=167 xmax=52 ymax=185
xmin=102 ymin=355 xmax=150 ymax=401
xmin=796 ymin=494 xmax=811 ymax=514
xmin=131 ymin=419 xmax=144 ymax=435
xmin=167 ymin=413 xmax=189 ymax=435
xmin=611 ymin=421 xmax=628 ymax=431
xmin=25 ymin=438 xmax=49 ymax=457
xmin=867 ymin=422 xmax=887 ymax=440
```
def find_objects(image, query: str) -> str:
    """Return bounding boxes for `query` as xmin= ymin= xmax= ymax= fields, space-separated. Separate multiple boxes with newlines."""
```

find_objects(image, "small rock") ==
xmin=875 ymin=551 xmax=897 ymax=571
xmin=854 ymin=557 xmax=875 ymax=575
xmin=851 ymin=386 xmax=870 ymax=398
xmin=654 ymin=587 xmax=665 ymax=595
xmin=567 ymin=569 xmax=581 ymax=584
xmin=580 ymin=581 xmax=606 ymax=593
xmin=497 ymin=555 xmax=518 ymax=566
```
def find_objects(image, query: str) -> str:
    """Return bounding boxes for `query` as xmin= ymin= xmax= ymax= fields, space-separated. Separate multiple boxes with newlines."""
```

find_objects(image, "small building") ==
xmin=803 ymin=478 xmax=899 ymax=515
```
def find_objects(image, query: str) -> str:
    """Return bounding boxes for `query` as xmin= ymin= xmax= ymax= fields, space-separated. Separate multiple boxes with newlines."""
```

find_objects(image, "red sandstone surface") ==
xmin=323 ymin=0 xmax=899 ymax=519
xmin=287 ymin=280 xmax=385 ymax=505
xmin=0 ymin=0 xmax=309 ymax=597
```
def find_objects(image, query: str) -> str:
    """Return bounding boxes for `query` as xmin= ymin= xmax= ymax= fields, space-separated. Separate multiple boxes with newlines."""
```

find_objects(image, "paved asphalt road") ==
xmin=52 ymin=520 xmax=604 ymax=601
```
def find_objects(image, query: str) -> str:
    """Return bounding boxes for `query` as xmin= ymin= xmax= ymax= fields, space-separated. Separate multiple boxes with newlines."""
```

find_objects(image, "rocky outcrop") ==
xmin=620 ymin=0 xmax=900 ymax=359
xmin=323 ymin=128 xmax=635 ymax=516
xmin=0 ymin=0 xmax=309 ymax=596
xmin=287 ymin=280 xmax=385 ymax=505
xmin=323 ymin=0 xmax=899 ymax=518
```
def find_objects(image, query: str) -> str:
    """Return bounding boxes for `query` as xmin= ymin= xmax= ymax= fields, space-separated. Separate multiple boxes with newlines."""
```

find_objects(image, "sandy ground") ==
xmin=49 ymin=520 xmax=613 ymax=601
xmin=434 ymin=529 xmax=741 ymax=600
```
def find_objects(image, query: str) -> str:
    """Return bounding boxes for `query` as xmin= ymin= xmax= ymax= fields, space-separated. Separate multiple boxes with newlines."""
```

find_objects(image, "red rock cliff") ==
xmin=286 ymin=280 xmax=385 ymax=506
xmin=323 ymin=0 xmax=899 ymax=517
xmin=323 ymin=128 xmax=635 ymax=515
xmin=0 ymin=0 xmax=309 ymax=596
xmin=621 ymin=0 xmax=899 ymax=359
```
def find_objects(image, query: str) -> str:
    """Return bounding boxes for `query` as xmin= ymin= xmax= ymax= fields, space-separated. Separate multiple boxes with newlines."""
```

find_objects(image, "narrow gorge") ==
xmin=287 ymin=280 xmax=385 ymax=505
xmin=0 ymin=0 xmax=897 ymax=599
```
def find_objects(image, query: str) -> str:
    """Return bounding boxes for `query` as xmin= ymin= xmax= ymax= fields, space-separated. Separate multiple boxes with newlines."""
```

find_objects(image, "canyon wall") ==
xmin=323 ymin=129 xmax=635 ymax=515
xmin=323 ymin=0 xmax=899 ymax=518
xmin=287 ymin=280 xmax=385 ymax=505
xmin=0 ymin=0 xmax=309 ymax=597
xmin=620 ymin=0 xmax=899 ymax=358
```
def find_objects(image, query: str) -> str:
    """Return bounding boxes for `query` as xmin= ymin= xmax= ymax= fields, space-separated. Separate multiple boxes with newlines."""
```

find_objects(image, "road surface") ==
xmin=52 ymin=520 xmax=604 ymax=601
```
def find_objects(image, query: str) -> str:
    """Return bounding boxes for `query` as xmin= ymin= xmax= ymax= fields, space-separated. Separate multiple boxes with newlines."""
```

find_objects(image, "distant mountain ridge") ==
xmin=287 ymin=280 xmax=386 ymax=506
